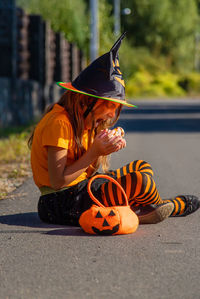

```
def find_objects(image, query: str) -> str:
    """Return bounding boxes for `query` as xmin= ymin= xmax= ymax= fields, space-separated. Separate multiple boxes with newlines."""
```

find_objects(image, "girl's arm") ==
xmin=48 ymin=145 xmax=98 ymax=189
xmin=86 ymin=159 xmax=99 ymax=177
xmin=48 ymin=130 xmax=125 ymax=190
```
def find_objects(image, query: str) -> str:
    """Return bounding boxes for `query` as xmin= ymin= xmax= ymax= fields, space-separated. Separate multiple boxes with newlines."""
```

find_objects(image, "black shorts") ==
xmin=37 ymin=175 xmax=110 ymax=226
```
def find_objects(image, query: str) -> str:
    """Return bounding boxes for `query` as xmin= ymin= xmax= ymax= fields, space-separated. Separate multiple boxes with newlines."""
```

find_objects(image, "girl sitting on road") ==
xmin=29 ymin=33 xmax=199 ymax=226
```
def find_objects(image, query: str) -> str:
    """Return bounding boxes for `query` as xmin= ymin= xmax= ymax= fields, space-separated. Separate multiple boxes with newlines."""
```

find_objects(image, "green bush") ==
xmin=139 ymin=84 xmax=167 ymax=98
xmin=126 ymin=69 xmax=153 ymax=97
xmin=153 ymin=73 xmax=186 ymax=96
xmin=120 ymin=43 xmax=167 ymax=80
xmin=178 ymin=72 xmax=200 ymax=94
xmin=126 ymin=70 xmax=186 ymax=98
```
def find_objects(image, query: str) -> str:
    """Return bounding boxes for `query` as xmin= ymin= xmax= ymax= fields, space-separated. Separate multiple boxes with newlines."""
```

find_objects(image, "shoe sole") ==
xmin=138 ymin=202 xmax=174 ymax=224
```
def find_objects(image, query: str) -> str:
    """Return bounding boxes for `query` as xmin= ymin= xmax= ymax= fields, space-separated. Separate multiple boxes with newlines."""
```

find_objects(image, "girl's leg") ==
xmin=106 ymin=160 xmax=199 ymax=217
xmin=37 ymin=191 xmax=83 ymax=226
xmin=100 ymin=161 xmax=173 ymax=223
xmin=106 ymin=160 xmax=161 ymax=206
xmin=103 ymin=170 xmax=162 ymax=207
xmin=37 ymin=180 xmax=93 ymax=226
xmin=108 ymin=160 xmax=154 ymax=180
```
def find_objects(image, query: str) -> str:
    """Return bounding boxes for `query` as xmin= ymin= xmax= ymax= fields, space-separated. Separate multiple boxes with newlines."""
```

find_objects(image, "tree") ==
xmin=17 ymin=0 xmax=89 ymax=50
xmin=17 ymin=0 xmax=116 ymax=57
xmin=121 ymin=0 xmax=199 ymax=70
xmin=98 ymin=0 xmax=115 ymax=55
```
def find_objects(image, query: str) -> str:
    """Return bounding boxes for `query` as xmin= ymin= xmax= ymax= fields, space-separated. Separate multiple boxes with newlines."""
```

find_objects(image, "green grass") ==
xmin=0 ymin=124 xmax=34 ymax=162
xmin=0 ymin=124 xmax=34 ymax=199
xmin=0 ymin=131 xmax=31 ymax=163
xmin=0 ymin=135 xmax=30 ymax=162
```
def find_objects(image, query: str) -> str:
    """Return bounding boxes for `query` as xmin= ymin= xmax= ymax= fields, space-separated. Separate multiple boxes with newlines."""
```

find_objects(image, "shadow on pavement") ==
xmin=118 ymin=104 xmax=200 ymax=132
xmin=0 ymin=212 xmax=48 ymax=228
xmin=0 ymin=212 xmax=86 ymax=236
xmin=44 ymin=228 xmax=88 ymax=236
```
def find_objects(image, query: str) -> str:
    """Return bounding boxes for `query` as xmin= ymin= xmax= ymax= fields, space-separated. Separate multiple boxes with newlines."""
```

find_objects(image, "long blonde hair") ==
xmin=28 ymin=90 xmax=122 ymax=173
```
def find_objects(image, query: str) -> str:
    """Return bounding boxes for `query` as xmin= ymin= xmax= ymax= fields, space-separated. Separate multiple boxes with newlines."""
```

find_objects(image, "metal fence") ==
xmin=0 ymin=0 xmax=86 ymax=126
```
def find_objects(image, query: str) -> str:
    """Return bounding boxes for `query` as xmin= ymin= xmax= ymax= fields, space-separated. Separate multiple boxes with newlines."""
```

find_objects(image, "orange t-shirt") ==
xmin=31 ymin=104 xmax=89 ymax=189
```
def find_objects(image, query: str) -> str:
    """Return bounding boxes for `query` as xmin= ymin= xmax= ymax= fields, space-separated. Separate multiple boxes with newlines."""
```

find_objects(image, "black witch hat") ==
xmin=57 ymin=32 xmax=136 ymax=109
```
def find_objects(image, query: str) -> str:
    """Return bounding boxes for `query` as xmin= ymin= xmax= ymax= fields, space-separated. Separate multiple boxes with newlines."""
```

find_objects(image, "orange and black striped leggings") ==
xmin=100 ymin=160 xmax=163 ymax=207
xmin=38 ymin=160 xmax=164 ymax=226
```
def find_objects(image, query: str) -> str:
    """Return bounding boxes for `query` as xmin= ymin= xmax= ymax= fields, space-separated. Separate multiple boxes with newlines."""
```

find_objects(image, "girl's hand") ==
xmin=115 ymin=137 xmax=126 ymax=151
xmin=91 ymin=129 xmax=126 ymax=156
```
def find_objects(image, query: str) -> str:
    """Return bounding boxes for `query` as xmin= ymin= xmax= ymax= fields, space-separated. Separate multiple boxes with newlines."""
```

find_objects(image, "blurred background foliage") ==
xmin=17 ymin=0 xmax=200 ymax=98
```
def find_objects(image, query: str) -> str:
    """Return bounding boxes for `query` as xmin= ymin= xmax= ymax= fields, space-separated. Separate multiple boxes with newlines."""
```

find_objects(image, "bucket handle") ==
xmin=87 ymin=174 xmax=129 ymax=208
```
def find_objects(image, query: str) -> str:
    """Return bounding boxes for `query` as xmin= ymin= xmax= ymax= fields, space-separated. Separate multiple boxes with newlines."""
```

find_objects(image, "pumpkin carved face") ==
xmin=79 ymin=205 xmax=120 ymax=235
xmin=79 ymin=205 xmax=139 ymax=235
xmin=91 ymin=206 xmax=120 ymax=235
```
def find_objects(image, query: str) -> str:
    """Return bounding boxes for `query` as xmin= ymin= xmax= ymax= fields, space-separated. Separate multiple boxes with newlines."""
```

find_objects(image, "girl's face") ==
xmin=84 ymin=99 xmax=121 ymax=130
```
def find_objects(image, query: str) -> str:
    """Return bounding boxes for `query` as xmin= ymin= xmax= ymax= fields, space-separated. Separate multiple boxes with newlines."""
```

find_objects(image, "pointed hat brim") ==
xmin=56 ymin=82 xmax=137 ymax=108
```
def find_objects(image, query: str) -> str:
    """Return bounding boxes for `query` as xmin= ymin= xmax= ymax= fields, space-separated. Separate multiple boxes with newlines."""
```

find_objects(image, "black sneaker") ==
xmin=169 ymin=195 xmax=200 ymax=217
xmin=132 ymin=202 xmax=174 ymax=224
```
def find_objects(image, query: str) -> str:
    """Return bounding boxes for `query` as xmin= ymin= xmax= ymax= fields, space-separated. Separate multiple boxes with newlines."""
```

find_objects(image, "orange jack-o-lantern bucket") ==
xmin=79 ymin=174 xmax=139 ymax=235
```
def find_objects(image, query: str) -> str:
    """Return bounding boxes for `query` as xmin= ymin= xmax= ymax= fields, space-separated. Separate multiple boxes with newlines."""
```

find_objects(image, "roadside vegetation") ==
xmin=17 ymin=0 xmax=200 ymax=98
xmin=0 ymin=126 xmax=32 ymax=199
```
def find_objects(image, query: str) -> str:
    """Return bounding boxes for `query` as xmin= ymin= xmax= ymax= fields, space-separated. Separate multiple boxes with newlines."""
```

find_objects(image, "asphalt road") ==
xmin=0 ymin=99 xmax=200 ymax=299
